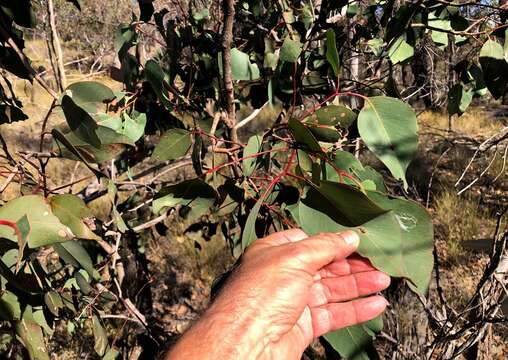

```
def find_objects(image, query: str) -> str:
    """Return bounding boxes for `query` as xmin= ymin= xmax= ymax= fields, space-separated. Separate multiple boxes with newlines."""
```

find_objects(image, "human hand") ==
xmin=166 ymin=229 xmax=390 ymax=360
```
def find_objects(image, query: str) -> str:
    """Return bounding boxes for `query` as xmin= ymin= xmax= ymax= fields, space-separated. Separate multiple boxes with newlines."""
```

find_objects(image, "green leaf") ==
xmin=44 ymin=291 xmax=63 ymax=317
xmin=153 ymin=179 xmax=217 ymax=220
xmin=61 ymin=95 xmax=101 ymax=148
xmin=296 ymin=150 xmax=313 ymax=173
xmin=242 ymin=194 xmax=265 ymax=250
xmin=295 ymin=190 xmax=433 ymax=294
xmin=0 ymin=195 xmax=73 ymax=248
xmin=152 ymin=128 xmax=192 ymax=161
xmin=388 ymin=37 xmax=414 ymax=64
xmin=280 ymin=37 xmax=303 ymax=63
xmin=324 ymin=317 xmax=382 ymax=360
xmin=33 ymin=308 xmax=53 ymax=335
xmin=429 ymin=15 xmax=452 ymax=49
xmin=467 ymin=64 xmax=487 ymax=97
xmin=368 ymin=38 xmax=384 ymax=57
xmin=0 ymin=249 xmax=43 ymax=294
xmin=384 ymin=73 xmax=400 ymax=98
xmin=54 ymin=241 xmax=97 ymax=279
xmin=0 ymin=290 xmax=21 ymax=320
xmin=53 ymin=124 xmax=133 ymax=165
xmin=15 ymin=307 xmax=50 ymax=360
xmin=313 ymin=105 xmax=356 ymax=129
xmin=308 ymin=181 xmax=388 ymax=226
xmin=305 ymin=105 xmax=356 ymax=142
xmin=65 ymin=82 xmax=115 ymax=113
xmin=308 ymin=126 xmax=341 ymax=143
xmin=119 ymin=112 xmax=146 ymax=142
xmin=358 ymin=97 xmax=417 ymax=189
xmin=50 ymin=194 xmax=99 ymax=241
xmin=243 ymin=135 xmax=263 ymax=176
xmin=145 ymin=59 xmax=173 ymax=109
xmin=479 ymin=39 xmax=508 ymax=99
xmin=448 ymin=84 xmax=473 ymax=116
xmin=230 ymin=48 xmax=260 ymax=80
xmin=326 ymin=29 xmax=340 ymax=76
xmin=192 ymin=8 xmax=209 ymax=22
xmin=75 ymin=271 xmax=92 ymax=295
xmin=365 ymin=192 xmax=434 ymax=293
xmin=325 ymin=151 xmax=387 ymax=192
xmin=92 ymin=314 xmax=108 ymax=356
xmin=288 ymin=118 xmax=322 ymax=152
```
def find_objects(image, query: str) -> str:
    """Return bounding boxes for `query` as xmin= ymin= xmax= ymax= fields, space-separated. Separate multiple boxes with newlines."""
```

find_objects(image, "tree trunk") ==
xmin=46 ymin=0 xmax=66 ymax=92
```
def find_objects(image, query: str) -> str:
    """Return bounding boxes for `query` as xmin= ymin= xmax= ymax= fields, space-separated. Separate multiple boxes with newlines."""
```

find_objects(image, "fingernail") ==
xmin=340 ymin=230 xmax=359 ymax=246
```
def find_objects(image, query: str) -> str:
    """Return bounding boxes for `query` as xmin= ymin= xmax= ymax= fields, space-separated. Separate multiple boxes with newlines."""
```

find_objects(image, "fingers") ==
xmin=308 ymin=271 xmax=391 ymax=307
xmin=258 ymin=228 xmax=308 ymax=246
xmin=282 ymin=231 xmax=360 ymax=273
xmin=314 ymin=255 xmax=375 ymax=280
xmin=311 ymin=296 xmax=388 ymax=338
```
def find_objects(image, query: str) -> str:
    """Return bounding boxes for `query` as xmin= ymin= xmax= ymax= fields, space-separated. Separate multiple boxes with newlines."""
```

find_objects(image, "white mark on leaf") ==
xmin=395 ymin=213 xmax=417 ymax=232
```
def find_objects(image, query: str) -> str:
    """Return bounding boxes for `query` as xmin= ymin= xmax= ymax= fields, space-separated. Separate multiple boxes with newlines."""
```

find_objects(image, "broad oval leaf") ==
xmin=388 ymin=37 xmax=414 ymax=64
xmin=288 ymin=118 xmax=322 ymax=152
xmin=294 ymin=190 xmax=433 ymax=294
xmin=145 ymin=59 xmax=173 ymax=109
xmin=358 ymin=96 xmax=417 ymax=189
xmin=152 ymin=128 xmax=192 ymax=161
xmin=308 ymin=181 xmax=387 ymax=226
xmin=230 ymin=48 xmax=260 ymax=81
xmin=324 ymin=316 xmax=382 ymax=360
xmin=50 ymin=194 xmax=99 ymax=241
xmin=448 ymin=84 xmax=473 ymax=116
xmin=65 ymin=82 xmax=115 ymax=113
xmin=61 ymin=95 xmax=101 ymax=148
xmin=44 ymin=291 xmax=63 ymax=317
xmin=15 ymin=307 xmax=50 ymax=360
xmin=0 ymin=290 xmax=21 ymax=320
xmin=153 ymin=179 xmax=218 ymax=221
xmin=0 ymin=195 xmax=74 ymax=248
xmin=54 ymin=241 xmax=97 ymax=279
xmin=280 ymin=37 xmax=303 ymax=63
xmin=313 ymin=105 xmax=356 ymax=129
xmin=479 ymin=39 xmax=508 ymax=99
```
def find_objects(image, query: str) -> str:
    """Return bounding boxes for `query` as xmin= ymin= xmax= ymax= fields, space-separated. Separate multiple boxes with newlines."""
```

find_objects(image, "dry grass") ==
xmin=433 ymin=189 xmax=495 ymax=261
xmin=419 ymin=108 xmax=505 ymax=136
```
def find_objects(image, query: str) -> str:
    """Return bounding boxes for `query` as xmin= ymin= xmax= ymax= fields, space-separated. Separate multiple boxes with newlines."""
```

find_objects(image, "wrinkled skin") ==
xmin=167 ymin=229 xmax=390 ymax=360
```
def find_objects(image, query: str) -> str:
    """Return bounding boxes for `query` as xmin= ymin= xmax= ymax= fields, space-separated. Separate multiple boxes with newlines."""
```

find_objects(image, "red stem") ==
xmin=0 ymin=219 xmax=22 ymax=242
xmin=205 ymin=147 xmax=288 ymax=175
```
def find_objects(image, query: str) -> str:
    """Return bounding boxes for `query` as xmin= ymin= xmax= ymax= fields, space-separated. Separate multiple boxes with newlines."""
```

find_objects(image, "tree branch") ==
xmin=221 ymin=0 xmax=237 ymax=144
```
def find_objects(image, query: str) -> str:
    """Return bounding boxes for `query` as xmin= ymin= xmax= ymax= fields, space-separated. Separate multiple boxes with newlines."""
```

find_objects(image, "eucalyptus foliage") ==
xmin=0 ymin=0 xmax=507 ymax=358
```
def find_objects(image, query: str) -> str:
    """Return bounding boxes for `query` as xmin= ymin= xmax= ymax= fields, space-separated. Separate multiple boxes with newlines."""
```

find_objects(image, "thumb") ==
xmin=281 ymin=230 xmax=360 ymax=273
